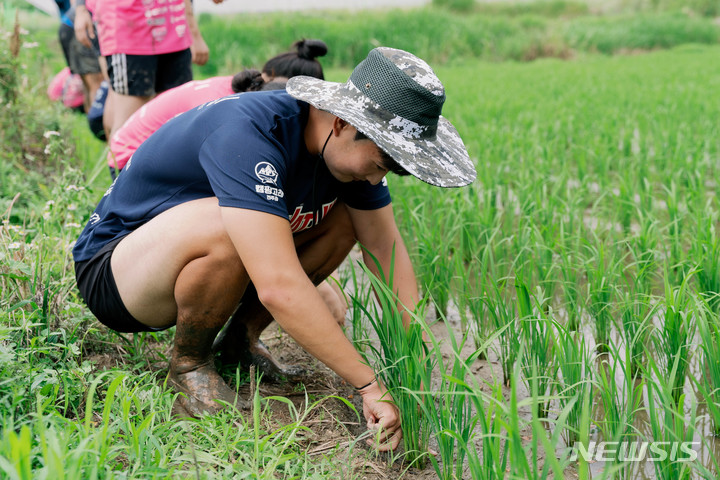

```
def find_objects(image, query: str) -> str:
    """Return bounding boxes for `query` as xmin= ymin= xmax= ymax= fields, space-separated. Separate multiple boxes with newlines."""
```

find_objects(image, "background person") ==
xmin=76 ymin=0 xmax=211 ymax=142
xmin=107 ymin=39 xmax=328 ymax=176
xmin=58 ymin=5 xmax=104 ymax=113
xmin=72 ymin=47 xmax=476 ymax=451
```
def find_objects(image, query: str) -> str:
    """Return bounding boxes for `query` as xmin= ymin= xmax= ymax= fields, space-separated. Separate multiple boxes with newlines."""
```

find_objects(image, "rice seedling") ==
xmin=482 ymin=273 xmax=520 ymax=386
xmin=559 ymin=230 xmax=584 ymax=331
xmin=351 ymin=251 xmax=433 ymax=468
xmin=693 ymin=210 xmax=720 ymax=313
xmin=503 ymin=359 xmax=576 ymax=480
xmin=626 ymin=209 xmax=659 ymax=297
xmin=584 ymin=242 xmax=619 ymax=354
xmin=405 ymin=197 xmax=461 ymax=320
xmin=554 ymin=320 xmax=593 ymax=448
xmin=653 ymin=270 xmax=696 ymax=405
xmin=618 ymin=288 xmax=654 ymax=378
xmin=643 ymin=352 xmax=699 ymax=480
xmin=594 ymin=341 xmax=645 ymax=472
xmin=516 ymin=277 xmax=556 ymax=417
xmin=347 ymin=261 xmax=374 ymax=355
xmin=415 ymin=315 xmax=480 ymax=479
xmin=694 ymin=298 xmax=720 ymax=437
xmin=467 ymin=381 xmax=508 ymax=479
xmin=662 ymin=181 xmax=689 ymax=286
xmin=454 ymin=256 xmax=489 ymax=357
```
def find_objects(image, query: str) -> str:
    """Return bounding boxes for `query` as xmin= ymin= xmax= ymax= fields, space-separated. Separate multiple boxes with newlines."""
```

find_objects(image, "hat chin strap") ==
xmin=319 ymin=130 xmax=332 ymax=160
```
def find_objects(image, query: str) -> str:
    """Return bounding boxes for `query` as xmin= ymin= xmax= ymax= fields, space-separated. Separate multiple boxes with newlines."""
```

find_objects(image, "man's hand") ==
xmin=74 ymin=5 xmax=95 ymax=49
xmin=358 ymin=381 xmax=402 ymax=451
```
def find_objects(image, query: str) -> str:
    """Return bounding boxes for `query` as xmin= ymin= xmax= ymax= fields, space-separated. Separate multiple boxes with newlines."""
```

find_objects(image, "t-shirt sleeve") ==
xmin=340 ymin=178 xmax=392 ymax=210
xmin=198 ymin=121 xmax=290 ymax=221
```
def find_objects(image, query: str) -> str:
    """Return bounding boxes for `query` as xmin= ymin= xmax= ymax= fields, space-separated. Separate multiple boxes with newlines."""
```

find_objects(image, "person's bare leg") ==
xmin=109 ymin=92 xmax=151 ymax=139
xmin=317 ymin=275 xmax=348 ymax=326
xmin=111 ymin=197 xmax=250 ymax=415
xmin=98 ymin=56 xmax=113 ymax=140
xmin=81 ymin=72 xmax=104 ymax=113
xmin=213 ymin=203 xmax=356 ymax=381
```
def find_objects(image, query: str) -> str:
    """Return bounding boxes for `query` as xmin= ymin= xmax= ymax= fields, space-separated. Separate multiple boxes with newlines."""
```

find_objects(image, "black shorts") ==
xmin=75 ymin=236 xmax=168 ymax=333
xmin=58 ymin=23 xmax=101 ymax=76
xmin=105 ymin=49 xmax=192 ymax=97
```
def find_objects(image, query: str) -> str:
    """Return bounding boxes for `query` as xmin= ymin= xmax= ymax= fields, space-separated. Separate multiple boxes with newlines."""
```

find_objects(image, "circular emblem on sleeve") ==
xmin=255 ymin=162 xmax=278 ymax=185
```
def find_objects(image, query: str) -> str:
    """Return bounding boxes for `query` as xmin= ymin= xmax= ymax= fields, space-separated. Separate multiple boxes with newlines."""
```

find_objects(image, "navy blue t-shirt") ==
xmin=73 ymin=90 xmax=391 ymax=262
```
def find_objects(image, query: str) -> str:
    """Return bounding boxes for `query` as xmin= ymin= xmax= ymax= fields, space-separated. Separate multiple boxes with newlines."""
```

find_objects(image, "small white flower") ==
xmin=8 ymin=242 xmax=21 ymax=250
xmin=43 ymin=212 xmax=51 ymax=220
xmin=67 ymin=204 xmax=77 ymax=211
xmin=65 ymin=185 xmax=80 ymax=191
xmin=43 ymin=131 xmax=60 ymax=139
xmin=65 ymin=222 xmax=81 ymax=228
xmin=45 ymin=200 xmax=55 ymax=206
xmin=44 ymin=145 xmax=51 ymax=155
xmin=23 ymin=42 xmax=39 ymax=49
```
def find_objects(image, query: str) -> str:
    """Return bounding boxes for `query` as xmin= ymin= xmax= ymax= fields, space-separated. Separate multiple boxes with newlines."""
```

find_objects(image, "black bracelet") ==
xmin=356 ymin=379 xmax=375 ymax=390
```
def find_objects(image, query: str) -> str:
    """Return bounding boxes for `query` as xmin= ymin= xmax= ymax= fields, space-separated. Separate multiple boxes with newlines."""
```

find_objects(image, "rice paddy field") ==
xmin=1 ymin=1 xmax=720 ymax=479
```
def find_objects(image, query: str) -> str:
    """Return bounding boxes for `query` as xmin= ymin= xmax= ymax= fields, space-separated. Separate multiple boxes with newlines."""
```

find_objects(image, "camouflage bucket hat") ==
xmin=286 ymin=47 xmax=476 ymax=188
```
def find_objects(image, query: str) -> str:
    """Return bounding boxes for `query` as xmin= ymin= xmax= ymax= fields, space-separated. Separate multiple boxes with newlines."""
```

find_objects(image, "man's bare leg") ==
xmin=213 ymin=203 xmax=356 ymax=381
xmin=111 ymin=197 xmax=250 ymax=415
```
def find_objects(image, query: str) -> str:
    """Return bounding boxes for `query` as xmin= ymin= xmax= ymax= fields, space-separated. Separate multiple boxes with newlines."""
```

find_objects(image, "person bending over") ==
xmin=73 ymin=47 xmax=476 ymax=451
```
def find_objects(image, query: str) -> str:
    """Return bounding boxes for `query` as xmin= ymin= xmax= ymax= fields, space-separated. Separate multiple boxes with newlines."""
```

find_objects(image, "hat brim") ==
xmin=287 ymin=76 xmax=476 ymax=188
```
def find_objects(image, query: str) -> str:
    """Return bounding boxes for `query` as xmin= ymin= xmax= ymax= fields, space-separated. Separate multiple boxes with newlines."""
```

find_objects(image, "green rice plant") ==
xmin=453 ymin=252 xmax=491 ymax=358
xmin=503 ymin=359 xmax=576 ymax=480
xmin=414 ymin=314 xmax=480 ymax=479
xmin=469 ymin=381 xmax=508 ymax=479
xmin=516 ymin=278 xmax=556 ymax=418
xmin=559 ymin=231 xmax=584 ymax=331
xmin=663 ymin=181 xmax=689 ymax=285
xmin=584 ymin=242 xmax=619 ymax=354
xmin=405 ymin=197 xmax=461 ymax=320
xmin=693 ymin=211 xmax=720 ymax=313
xmin=626 ymin=209 xmax=659 ymax=296
xmin=554 ymin=320 xmax=593 ymax=448
xmin=352 ymin=250 xmax=433 ymax=469
xmin=653 ymin=269 xmax=696 ymax=405
xmin=482 ymin=274 xmax=520 ymax=386
xmin=454 ymin=206 xmax=502 ymax=355
xmin=618 ymin=288 xmax=654 ymax=378
xmin=594 ymin=341 xmax=645 ymax=467
xmin=347 ymin=261 xmax=374 ymax=355
xmin=643 ymin=353 xmax=698 ymax=480
xmin=694 ymin=297 xmax=720 ymax=437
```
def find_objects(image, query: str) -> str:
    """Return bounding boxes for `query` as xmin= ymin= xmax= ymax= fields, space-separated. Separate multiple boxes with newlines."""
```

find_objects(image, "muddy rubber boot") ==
xmin=212 ymin=316 xmax=305 ymax=383
xmin=167 ymin=356 xmax=250 ymax=417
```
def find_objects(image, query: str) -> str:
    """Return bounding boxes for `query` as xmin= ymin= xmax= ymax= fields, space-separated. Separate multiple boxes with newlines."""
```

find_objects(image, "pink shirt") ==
xmin=94 ymin=0 xmax=191 ymax=56
xmin=108 ymin=76 xmax=234 ymax=169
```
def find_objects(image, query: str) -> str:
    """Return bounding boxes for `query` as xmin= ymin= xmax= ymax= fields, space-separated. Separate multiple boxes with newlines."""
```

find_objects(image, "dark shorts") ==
xmin=58 ymin=23 xmax=101 ymax=76
xmin=75 ymin=235 xmax=168 ymax=333
xmin=105 ymin=49 xmax=192 ymax=97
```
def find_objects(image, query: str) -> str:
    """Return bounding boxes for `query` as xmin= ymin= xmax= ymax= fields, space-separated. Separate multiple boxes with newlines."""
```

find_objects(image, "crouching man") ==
xmin=73 ymin=47 xmax=476 ymax=451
